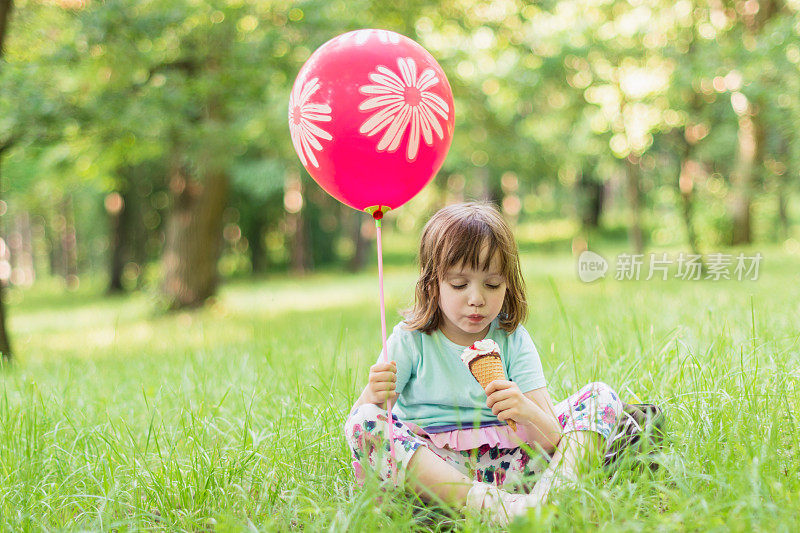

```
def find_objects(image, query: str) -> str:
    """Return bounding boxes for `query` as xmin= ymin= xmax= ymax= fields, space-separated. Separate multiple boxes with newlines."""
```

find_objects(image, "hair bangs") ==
xmin=437 ymin=217 xmax=501 ymax=276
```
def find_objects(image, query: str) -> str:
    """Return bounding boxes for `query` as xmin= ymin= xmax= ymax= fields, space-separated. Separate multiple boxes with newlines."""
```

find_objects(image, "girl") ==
xmin=344 ymin=202 xmax=622 ymax=524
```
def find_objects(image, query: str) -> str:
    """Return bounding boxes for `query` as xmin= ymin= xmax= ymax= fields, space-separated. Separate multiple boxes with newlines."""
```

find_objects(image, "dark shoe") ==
xmin=604 ymin=403 xmax=666 ymax=470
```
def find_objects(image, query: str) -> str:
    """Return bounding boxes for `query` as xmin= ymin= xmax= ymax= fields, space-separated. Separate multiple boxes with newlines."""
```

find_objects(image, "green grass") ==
xmin=2 ymin=245 xmax=799 ymax=531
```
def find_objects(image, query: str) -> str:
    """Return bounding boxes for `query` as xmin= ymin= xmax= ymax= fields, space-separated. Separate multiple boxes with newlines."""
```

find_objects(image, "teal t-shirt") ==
xmin=376 ymin=318 xmax=547 ymax=432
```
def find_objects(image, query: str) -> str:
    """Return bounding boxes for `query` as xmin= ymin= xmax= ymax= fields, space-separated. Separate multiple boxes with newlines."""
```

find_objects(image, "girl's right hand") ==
xmin=364 ymin=361 xmax=398 ymax=408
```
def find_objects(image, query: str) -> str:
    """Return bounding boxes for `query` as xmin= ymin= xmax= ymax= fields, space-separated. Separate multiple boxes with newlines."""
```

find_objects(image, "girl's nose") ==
xmin=468 ymin=287 xmax=485 ymax=307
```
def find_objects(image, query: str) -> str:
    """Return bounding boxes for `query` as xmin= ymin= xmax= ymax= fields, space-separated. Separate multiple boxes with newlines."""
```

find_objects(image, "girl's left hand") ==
xmin=485 ymin=380 xmax=531 ymax=425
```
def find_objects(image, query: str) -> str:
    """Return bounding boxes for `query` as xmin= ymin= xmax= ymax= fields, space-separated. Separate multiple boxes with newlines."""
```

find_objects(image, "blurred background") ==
xmin=0 ymin=0 xmax=798 ymax=359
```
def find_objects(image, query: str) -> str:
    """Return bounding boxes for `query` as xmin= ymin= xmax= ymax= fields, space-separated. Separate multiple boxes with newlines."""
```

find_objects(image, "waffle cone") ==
xmin=469 ymin=354 xmax=517 ymax=431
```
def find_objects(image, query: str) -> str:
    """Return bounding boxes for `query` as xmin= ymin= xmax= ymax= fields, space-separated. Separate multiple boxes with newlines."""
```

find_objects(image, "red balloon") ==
xmin=288 ymin=30 xmax=455 ymax=213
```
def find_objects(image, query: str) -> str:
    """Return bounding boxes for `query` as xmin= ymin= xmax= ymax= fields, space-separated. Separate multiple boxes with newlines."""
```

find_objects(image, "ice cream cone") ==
xmin=462 ymin=340 xmax=517 ymax=432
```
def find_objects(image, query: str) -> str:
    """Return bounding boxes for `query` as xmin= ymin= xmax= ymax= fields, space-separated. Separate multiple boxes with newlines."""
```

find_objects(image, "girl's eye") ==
xmin=450 ymin=284 xmax=467 ymax=290
xmin=486 ymin=284 xmax=501 ymax=289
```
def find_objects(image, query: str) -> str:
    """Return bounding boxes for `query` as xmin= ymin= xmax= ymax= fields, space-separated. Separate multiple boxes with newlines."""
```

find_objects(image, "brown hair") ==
xmin=403 ymin=202 xmax=527 ymax=334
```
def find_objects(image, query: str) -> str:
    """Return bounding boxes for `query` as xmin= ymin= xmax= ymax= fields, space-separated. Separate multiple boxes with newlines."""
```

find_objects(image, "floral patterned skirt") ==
xmin=343 ymin=381 xmax=622 ymax=490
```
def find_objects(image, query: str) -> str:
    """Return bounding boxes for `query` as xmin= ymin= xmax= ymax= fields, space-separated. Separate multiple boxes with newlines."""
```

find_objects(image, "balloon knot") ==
xmin=372 ymin=209 xmax=383 ymax=220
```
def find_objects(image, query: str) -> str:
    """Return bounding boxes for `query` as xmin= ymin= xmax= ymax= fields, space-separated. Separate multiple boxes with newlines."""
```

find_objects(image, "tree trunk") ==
xmin=728 ymin=0 xmax=776 ymax=245
xmin=284 ymin=170 xmax=310 ymax=273
xmin=160 ymin=47 xmax=233 ymax=308
xmin=348 ymin=211 xmax=371 ymax=272
xmin=245 ymin=218 xmax=268 ymax=273
xmin=0 ymin=153 xmax=11 ymax=362
xmin=729 ymin=110 xmax=762 ymax=245
xmin=287 ymin=209 xmax=310 ymax=274
xmin=0 ymin=277 xmax=10 ymax=360
xmin=777 ymin=179 xmax=789 ymax=240
xmin=106 ymin=191 xmax=128 ymax=293
xmin=678 ymin=159 xmax=702 ymax=256
xmin=106 ymin=174 xmax=149 ymax=292
xmin=59 ymin=196 xmax=78 ymax=288
xmin=775 ymin=138 xmax=790 ymax=240
xmin=47 ymin=226 xmax=58 ymax=276
xmin=674 ymin=125 xmax=702 ymax=256
xmin=625 ymin=155 xmax=644 ymax=254
xmin=130 ymin=178 xmax=150 ymax=289
xmin=0 ymin=0 xmax=14 ymax=360
xmin=9 ymin=211 xmax=34 ymax=286
xmin=161 ymin=156 xmax=229 ymax=309
xmin=577 ymin=170 xmax=604 ymax=229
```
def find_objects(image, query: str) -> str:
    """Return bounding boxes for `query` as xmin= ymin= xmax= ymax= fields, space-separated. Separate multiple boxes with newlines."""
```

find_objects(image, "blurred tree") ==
xmin=661 ymin=27 xmax=707 ymax=256
xmin=74 ymin=0 xmax=292 ymax=307
xmin=726 ymin=0 xmax=782 ymax=245
xmin=107 ymin=162 xmax=163 ymax=292
xmin=1 ymin=0 xmax=799 ymax=298
xmin=162 ymin=144 xmax=228 ymax=309
xmin=106 ymin=189 xmax=129 ymax=293
xmin=230 ymin=157 xmax=285 ymax=273
xmin=662 ymin=0 xmax=799 ymax=246
xmin=1 ymin=0 xmax=113 ymax=289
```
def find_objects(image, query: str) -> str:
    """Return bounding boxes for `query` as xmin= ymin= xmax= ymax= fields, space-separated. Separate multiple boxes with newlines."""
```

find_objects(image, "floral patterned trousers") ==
xmin=343 ymin=381 xmax=622 ymax=490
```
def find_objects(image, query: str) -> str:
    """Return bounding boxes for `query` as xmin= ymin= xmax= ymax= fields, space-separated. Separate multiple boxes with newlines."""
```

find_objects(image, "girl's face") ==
xmin=437 ymin=249 xmax=506 ymax=346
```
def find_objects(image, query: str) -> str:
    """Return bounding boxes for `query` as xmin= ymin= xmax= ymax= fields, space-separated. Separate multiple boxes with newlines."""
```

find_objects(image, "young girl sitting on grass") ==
xmin=344 ymin=202 xmax=623 ymax=524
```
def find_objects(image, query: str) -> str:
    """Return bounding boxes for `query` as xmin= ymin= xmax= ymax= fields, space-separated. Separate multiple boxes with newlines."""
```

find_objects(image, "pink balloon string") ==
xmin=375 ymin=217 xmax=397 ymax=482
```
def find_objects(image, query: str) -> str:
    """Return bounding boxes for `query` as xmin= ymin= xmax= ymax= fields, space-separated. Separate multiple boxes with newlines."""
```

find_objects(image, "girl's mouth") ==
xmin=467 ymin=314 xmax=484 ymax=323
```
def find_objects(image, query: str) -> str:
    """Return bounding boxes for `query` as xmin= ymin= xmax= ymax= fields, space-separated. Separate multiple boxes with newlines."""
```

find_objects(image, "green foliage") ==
xmin=231 ymin=158 xmax=285 ymax=201
xmin=1 ymin=0 xmax=799 ymax=279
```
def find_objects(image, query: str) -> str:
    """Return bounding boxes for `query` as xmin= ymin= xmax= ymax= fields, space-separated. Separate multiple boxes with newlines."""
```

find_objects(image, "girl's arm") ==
xmin=485 ymin=382 xmax=562 ymax=454
xmin=521 ymin=388 xmax=562 ymax=453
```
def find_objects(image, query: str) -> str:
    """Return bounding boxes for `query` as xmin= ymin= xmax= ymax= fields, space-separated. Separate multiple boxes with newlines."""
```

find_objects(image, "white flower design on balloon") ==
xmin=334 ymin=29 xmax=401 ymax=46
xmin=288 ymin=77 xmax=333 ymax=168
xmin=358 ymin=57 xmax=450 ymax=161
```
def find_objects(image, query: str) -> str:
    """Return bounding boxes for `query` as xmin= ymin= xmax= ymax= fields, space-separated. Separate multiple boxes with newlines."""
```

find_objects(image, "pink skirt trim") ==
xmin=405 ymin=421 xmax=530 ymax=451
